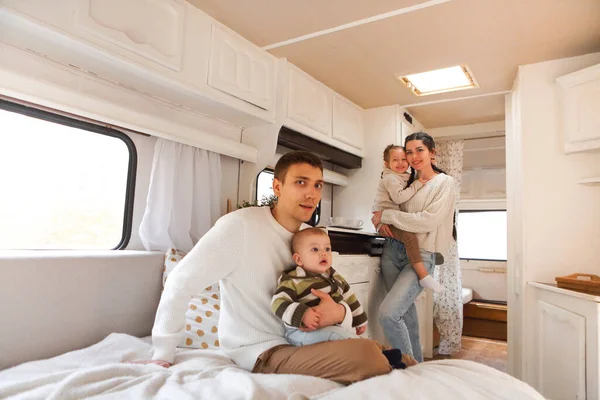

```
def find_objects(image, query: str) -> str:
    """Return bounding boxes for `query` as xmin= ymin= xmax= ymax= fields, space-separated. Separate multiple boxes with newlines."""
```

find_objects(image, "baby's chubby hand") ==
xmin=355 ymin=325 xmax=367 ymax=335
xmin=301 ymin=308 xmax=321 ymax=330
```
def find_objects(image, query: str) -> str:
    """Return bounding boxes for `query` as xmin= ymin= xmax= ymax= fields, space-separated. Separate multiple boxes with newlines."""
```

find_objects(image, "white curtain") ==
xmin=433 ymin=139 xmax=464 ymax=355
xmin=139 ymin=138 xmax=221 ymax=252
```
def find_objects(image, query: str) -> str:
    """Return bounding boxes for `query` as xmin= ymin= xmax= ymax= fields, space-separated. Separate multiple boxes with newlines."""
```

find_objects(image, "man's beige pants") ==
xmin=252 ymin=338 xmax=392 ymax=385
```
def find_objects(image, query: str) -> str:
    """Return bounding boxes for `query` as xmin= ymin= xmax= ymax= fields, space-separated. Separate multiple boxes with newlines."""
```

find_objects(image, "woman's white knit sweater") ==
xmin=381 ymin=173 xmax=455 ymax=257
xmin=151 ymin=206 xmax=352 ymax=370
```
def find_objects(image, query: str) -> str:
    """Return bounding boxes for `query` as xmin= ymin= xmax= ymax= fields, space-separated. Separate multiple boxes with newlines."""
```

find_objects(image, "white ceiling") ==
xmin=188 ymin=0 xmax=600 ymax=128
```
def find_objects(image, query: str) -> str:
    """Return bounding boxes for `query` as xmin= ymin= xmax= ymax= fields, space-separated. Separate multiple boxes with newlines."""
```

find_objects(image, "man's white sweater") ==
xmin=152 ymin=206 xmax=352 ymax=370
xmin=381 ymin=173 xmax=456 ymax=257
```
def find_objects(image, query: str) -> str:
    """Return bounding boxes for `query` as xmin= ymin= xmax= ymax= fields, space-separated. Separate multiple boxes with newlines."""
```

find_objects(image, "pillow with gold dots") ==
xmin=163 ymin=248 xmax=221 ymax=350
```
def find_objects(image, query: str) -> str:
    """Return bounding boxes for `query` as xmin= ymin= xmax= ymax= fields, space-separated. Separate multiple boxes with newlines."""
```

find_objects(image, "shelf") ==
xmin=577 ymin=177 xmax=600 ymax=186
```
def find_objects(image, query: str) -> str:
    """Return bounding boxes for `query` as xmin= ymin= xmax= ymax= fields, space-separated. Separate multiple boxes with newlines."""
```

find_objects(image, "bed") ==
xmin=0 ymin=333 xmax=544 ymax=400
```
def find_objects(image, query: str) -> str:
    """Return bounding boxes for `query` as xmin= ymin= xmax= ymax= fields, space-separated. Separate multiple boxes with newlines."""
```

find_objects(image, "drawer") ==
xmin=333 ymin=254 xmax=373 ymax=284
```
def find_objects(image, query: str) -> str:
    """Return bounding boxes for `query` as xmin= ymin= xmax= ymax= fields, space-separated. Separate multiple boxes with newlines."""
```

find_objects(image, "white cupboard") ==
xmin=207 ymin=24 xmax=277 ymax=111
xmin=527 ymin=282 xmax=600 ymax=400
xmin=332 ymin=94 xmax=364 ymax=150
xmin=287 ymin=65 xmax=333 ymax=136
xmin=285 ymin=63 xmax=365 ymax=157
xmin=72 ymin=0 xmax=186 ymax=72
xmin=557 ymin=63 xmax=600 ymax=154
xmin=333 ymin=254 xmax=377 ymax=338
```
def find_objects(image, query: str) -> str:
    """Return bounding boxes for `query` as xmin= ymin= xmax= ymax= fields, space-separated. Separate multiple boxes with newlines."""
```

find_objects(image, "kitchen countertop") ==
xmin=326 ymin=226 xmax=381 ymax=237
xmin=528 ymin=281 xmax=600 ymax=302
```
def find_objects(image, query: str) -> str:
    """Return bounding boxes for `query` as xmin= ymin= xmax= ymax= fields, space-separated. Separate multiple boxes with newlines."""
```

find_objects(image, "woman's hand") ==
xmin=378 ymin=224 xmax=393 ymax=238
xmin=371 ymin=211 xmax=383 ymax=227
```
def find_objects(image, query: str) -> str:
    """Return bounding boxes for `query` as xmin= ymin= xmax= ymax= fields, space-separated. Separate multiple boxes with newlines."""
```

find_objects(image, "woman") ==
xmin=371 ymin=132 xmax=456 ymax=362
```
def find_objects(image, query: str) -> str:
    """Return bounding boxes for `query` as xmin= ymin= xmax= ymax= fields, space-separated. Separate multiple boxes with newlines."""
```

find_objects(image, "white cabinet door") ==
xmin=287 ymin=65 xmax=332 ymax=136
xmin=557 ymin=63 xmax=600 ymax=153
xmin=536 ymin=301 xmax=586 ymax=400
xmin=207 ymin=24 xmax=276 ymax=111
xmin=332 ymin=94 xmax=364 ymax=150
xmin=332 ymin=254 xmax=370 ymax=284
xmin=351 ymin=282 xmax=370 ymax=337
xmin=73 ymin=0 xmax=186 ymax=71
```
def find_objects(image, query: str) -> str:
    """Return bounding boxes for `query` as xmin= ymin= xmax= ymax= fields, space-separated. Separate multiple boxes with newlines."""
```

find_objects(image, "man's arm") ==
xmin=151 ymin=212 xmax=247 ymax=364
xmin=310 ymin=289 xmax=349 ymax=329
xmin=337 ymin=274 xmax=368 ymax=328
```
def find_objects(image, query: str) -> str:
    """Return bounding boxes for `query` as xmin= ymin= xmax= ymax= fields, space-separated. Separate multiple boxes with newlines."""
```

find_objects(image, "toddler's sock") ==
xmin=419 ymin=275 xmax=444 ymax=293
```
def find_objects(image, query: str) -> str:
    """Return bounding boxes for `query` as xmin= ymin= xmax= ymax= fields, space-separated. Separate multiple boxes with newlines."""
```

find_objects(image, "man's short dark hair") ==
xmin=274 ymin=151 xmax=323 ymax=183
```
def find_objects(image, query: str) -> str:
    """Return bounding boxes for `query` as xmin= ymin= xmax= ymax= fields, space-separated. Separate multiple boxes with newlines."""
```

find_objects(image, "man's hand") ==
xmin=310 ymin=289 xmax=346 ymax=328
xmin=356 ymin=325 xmax=367 ymax=336
xmin=378 ymin=224 xmax=393 ymax=238
xmin=301 ymin=308 xmax=320 ymax=330
xmin=128 ymin=360 xmax=172 ymax=368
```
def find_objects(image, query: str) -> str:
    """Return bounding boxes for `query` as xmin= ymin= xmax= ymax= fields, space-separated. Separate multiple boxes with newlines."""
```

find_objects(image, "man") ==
xmin=138 ymin=151 xmax=391 ymax=384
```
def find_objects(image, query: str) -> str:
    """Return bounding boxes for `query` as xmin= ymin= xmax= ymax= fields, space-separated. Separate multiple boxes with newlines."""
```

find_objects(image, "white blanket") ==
xmin=0 ymin=333 xmax=544 ymax=400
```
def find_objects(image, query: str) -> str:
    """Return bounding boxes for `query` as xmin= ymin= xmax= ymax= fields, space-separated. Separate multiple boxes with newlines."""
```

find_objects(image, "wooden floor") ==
xmin=426 ymin=336 xmax=508 ymax=372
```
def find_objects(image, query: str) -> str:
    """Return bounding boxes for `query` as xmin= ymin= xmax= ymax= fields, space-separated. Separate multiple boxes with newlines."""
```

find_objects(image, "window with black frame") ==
xmin=457 ymin=210 xmax=507 ymax=261
xmin=256 ymin=169 xmax=321 ymax=226
xmin=0 ymin=100 xmax=136 ymax=250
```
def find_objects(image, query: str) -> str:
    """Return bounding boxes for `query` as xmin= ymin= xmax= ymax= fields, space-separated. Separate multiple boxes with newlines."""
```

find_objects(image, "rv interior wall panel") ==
xmin=0 ymin=251 xmax=164 ymax=370
xmin=509 ymin=52 xmax=600 ymax=385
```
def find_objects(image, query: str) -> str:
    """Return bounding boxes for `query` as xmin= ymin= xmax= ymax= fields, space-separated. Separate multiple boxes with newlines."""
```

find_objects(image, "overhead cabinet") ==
xmin=0 ymin=0 xmax=278 ymax=126
xmin=332 ymin=94 xmax=364 ymax=150
xmin=72 ymin=0 xmax=186 ymax=72
xmin=207 ymin=24 xmax=277 ymax=111
xmin=557 ymin=63 xmax=600 ymax=153
xmin=287 ymin=65 xmax=333 ymax=136
xmin=285 ymin=63 xmax=365 ymax=156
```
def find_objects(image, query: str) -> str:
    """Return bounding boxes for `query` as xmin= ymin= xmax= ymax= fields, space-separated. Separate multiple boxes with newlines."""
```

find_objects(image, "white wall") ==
xmin=518 ymin=53 xmax=600 ymax=282
xmin=507 ymin=52 xmax=600 ymax=379
xmin=333 ymin=106 xmax=399 ymax=231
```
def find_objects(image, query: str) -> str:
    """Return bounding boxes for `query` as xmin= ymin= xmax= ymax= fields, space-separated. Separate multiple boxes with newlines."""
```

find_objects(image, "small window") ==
xmin=0 ymin=100 xmax=136 ymax=250
xmin=457 ymin=210 xmax=507 ymax=261
xmin=256 ymin=169 xmax=320 ymax=226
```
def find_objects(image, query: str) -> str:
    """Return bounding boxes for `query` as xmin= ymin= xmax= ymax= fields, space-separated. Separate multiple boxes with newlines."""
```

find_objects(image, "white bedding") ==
xmin=0 ymin=333 xmax=544 ymax=400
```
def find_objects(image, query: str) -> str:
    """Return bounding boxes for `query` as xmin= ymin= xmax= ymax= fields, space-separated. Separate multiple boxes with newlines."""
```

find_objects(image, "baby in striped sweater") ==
xmin=271 ymin=227 xmax=416 ymax=369
xmin=271 ymin=227 xmax=367 ymax=346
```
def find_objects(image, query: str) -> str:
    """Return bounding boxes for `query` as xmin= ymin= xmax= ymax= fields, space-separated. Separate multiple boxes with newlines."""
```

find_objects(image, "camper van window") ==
xmin=457 ymin=210 xmax=507 ymax=261
xmin=0 ymin=100 xmax=136 ymax=250
xmin=255 ymin=169 xmax=320 ymax=226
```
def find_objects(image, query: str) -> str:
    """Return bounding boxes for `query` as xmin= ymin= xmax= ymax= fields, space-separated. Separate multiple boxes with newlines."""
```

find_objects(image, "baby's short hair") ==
xmin=291 ymin=227 xmax=329 ymax=253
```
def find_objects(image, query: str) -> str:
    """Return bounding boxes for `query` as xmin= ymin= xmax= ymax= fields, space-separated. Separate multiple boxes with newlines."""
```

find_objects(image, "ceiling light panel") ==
xmin=396 ymin=65 xmax=478 ymax=96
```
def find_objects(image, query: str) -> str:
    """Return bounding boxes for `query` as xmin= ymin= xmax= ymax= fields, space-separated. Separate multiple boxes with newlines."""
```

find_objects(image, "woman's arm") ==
xmin=383 ymin=175 xmax=423 ymax=205
xmin=381 ymin=177 xmax=454 ymax=233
